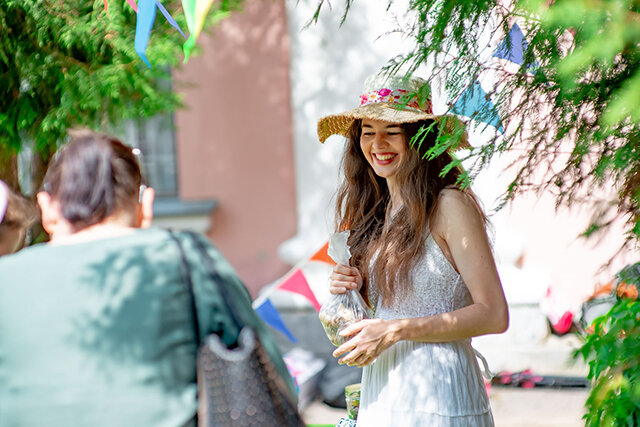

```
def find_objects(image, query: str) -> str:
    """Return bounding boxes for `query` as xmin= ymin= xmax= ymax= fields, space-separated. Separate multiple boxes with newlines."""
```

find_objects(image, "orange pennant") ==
xmin=310 ymin=241 xmax=335 ymax=265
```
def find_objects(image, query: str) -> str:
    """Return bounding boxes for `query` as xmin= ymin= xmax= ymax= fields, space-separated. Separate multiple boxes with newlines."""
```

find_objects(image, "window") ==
xmin=124 ymin=113 xmax=178 ymax=198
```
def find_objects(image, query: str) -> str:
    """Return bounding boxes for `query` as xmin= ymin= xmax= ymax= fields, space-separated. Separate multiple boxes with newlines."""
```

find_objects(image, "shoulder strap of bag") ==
xmin=182 ymin=230 xmax=245 ymax=330
xmin=169 ymin=230 xmax=201 ymax=347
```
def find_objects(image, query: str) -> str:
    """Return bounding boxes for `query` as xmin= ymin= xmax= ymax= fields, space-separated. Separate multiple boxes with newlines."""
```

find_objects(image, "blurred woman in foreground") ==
xmin=0 ymin=130 xmax=295 ymax=427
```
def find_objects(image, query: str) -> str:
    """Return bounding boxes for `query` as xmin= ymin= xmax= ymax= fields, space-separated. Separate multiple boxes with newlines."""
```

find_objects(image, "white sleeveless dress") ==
xmin=356 ymin=234 xmax=494 ymax=427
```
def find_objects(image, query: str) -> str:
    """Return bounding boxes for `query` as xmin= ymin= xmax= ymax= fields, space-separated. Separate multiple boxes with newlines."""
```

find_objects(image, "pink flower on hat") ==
xmin=378 ymin=88 xmax=391 ymax=97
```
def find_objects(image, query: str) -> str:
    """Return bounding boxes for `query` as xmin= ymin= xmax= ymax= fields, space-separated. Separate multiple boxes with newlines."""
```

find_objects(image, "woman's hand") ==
xmin=329 ymin=264 xmax=363 ymax=294
xmin=332 ymin=318 xmax=402 ymax=367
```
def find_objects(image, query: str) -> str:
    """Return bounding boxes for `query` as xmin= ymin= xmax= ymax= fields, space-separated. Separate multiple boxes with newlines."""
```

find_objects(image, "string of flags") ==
xmin=252 ymin=242 xmax=335 ymax=343
xmin=109 ymin=0 xmax=541 ymax=118
xmin=238 ymin=23 xmax=545 ymax=342
xmin=452 ymin=79 xmax=504 ymax=134
xmin=99 ymin=6 xmax=543 ymax=340
xmin=250 ymin=19 xmax=541 ymax=339
xmin=493 ymin=23 xmax=540 ymax=75
xmin=103 ymin=0 xmax=213 ymax=66
xmin=451 ymin=20 xmax=541 ymax=135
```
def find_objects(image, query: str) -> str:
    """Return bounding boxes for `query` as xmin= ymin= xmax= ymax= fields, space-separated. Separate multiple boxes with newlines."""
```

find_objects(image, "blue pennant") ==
xmin=135 ymin=0 xmax=157 ymax=68
xmin=155 ymin=0 xmax=187 ymax=39
xmin=494 ymin=23 xmax=540 ymax=74
xmin=255 ymin=299 xmax=298 ymax=343
xmin=452 ymin=80 xmax=503 ymax=133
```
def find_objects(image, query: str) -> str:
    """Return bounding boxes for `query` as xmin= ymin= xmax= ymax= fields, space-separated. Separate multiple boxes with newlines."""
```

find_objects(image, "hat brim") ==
xmin=317 ymin=103 xmax=468 ymax=148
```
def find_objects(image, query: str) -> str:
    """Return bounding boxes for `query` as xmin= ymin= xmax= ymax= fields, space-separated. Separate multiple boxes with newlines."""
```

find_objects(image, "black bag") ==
xmin=170 ymin=231 xmax=305 ymax=427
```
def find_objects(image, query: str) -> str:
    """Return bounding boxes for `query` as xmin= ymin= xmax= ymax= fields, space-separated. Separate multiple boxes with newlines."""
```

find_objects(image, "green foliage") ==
xmin=1 ymin=0 xmax=173 ymax=158
xmin=0 ymin=0 xmax=243 ymax=188
xmin=315 ymin=0 xmax=640 ymax=248
xmin=307 ymin=0 xmax=357 ymax=27
xmin=575 ymin=263 xmax=640 ymax=426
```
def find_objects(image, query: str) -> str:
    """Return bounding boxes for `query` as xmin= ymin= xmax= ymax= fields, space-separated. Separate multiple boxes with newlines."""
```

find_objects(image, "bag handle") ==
xmin=169 ymin=230 xmax=245 ymax=342
xmin=184 ymin=230 xmax=246 ymax=331
xmin=169 ymin=230 xmax=202 ymax=347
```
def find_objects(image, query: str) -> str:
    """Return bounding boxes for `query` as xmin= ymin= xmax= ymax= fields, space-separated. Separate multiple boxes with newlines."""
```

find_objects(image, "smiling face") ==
xmin=359 ymin=119 xmax=408 ymax=183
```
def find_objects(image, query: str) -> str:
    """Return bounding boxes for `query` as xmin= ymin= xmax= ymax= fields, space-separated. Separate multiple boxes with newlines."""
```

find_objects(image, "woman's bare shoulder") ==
xmin=433 ymin=188 xmax=485 ymax=236
xmin=437 ymin=188 xmax=481 ymax=213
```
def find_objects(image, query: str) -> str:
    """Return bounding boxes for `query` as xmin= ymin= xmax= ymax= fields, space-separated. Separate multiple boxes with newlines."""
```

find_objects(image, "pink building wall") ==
xmin=173 ymin=0 xmax=296 ymax=296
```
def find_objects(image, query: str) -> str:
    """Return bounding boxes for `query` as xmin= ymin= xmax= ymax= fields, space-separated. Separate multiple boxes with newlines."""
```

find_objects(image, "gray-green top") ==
xmin=0 ymin=228 xmax=295 ymax=427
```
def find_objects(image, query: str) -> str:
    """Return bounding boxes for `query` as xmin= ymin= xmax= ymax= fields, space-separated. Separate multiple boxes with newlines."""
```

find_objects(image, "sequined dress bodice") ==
xmin=370 ymin=233 xmax=474 ymax=320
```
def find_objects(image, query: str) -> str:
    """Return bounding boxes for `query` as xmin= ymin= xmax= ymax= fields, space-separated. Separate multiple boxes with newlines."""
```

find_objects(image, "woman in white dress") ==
xmin=317 ymin=73 xmax=509 ymax=426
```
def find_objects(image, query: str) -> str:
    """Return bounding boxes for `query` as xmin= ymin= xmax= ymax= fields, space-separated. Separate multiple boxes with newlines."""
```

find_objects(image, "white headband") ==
xmin=0 ymin=180 xmax=8 ymax=225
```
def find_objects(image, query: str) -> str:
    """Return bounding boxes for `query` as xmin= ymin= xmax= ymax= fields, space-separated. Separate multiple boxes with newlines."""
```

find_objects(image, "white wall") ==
xmin=279 ymin=0 xmax=636 ymax=312
xmin=280 ymin=0 xmax=414 ymax=265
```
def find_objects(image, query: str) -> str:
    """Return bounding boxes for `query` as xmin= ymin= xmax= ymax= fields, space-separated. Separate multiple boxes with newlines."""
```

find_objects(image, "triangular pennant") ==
xmin=452 ymin=80 xmax=503 ymax=133
xmin=125 ymin=0 xmax=138 ymax=12
xmin=310 ymin=241 xmax=336 ymax=265
xmin=255 ymin=299 xmax=298 ymax=343
xmin=279 ymin=269 xmax=322 ymax=312
xmin=494 ymin=23 xmax=540 ymax=73
xmin=181 ymin=0 xmax=197 ymax=59
xmin=134 ymin=0 xmax=157 ymax=67
xmin=181 ymin=0 xmax=215 ymax=60
xmin=155 ymin=0 xmax=187 ymax=39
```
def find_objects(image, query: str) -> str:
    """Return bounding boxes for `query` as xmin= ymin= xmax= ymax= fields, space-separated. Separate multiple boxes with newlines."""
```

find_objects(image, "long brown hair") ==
xmin=0 ymin=186 xmax=37 ymax=231
xmin=0 ymin=184 xmax=37 ymax=252
xmin=335 ymin=119 xmax=485 ymax=308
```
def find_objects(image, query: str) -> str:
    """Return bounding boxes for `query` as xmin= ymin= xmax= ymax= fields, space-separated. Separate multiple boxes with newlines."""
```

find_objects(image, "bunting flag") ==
xmin=104 ymin=0 xmax=187 ymax=66
xmin=310 ymin=241 xmax=336 ymax=265
xmin=155 ymin=0 xmax=187 ymax=39
xmin=181 ymin=0 xmax=216 ymax=60
xmin=125 ymin=0 xmax=138 ymax=12
xmin=452 ymin=79 xmax=504 ymax=133
xmin=134 ymin=0 xmax=157 ymax=68
xmin=493 ymin=23 xmax=540 ymax=74
xmin=279 ymin=269 xmax=322 ymax=312
xmin=252 ymin=240 xmax=334 ymax=343
xmin=255 ymin=298 xmax=298 ymax=343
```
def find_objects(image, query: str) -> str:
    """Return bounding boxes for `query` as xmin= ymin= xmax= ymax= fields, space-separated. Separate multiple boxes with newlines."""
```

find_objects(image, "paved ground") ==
xmin=302 ymin=388 xmax=589 ymax=426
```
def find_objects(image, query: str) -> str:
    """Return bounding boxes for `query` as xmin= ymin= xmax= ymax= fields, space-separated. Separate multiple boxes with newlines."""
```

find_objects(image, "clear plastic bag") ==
xmin=318 ymin=231 xmax=371 ymax=347
xmin=319 ymin=290 xmax=371 ymax=347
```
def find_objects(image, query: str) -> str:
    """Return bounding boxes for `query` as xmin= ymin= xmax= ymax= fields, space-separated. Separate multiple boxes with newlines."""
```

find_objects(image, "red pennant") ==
xmin=279 ymin=269 xmax=322 ymax=312
xmin=310 ymin=241 xmax=336 ymax=265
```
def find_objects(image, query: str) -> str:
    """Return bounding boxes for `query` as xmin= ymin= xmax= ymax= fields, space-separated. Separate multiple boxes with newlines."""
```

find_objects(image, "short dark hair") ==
xmin=43 ymin=129 xmax=141 ymax=232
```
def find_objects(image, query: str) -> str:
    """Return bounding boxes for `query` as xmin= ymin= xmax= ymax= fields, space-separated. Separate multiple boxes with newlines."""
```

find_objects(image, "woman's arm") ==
xmin=333 ymin=189 xmax=508 ymax=367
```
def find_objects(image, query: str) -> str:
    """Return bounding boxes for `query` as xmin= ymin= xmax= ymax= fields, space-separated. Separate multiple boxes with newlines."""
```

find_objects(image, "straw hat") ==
xmin=317 ymin=73 xmax=467 ymax=147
